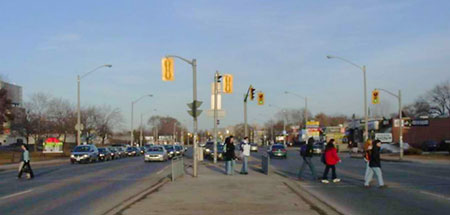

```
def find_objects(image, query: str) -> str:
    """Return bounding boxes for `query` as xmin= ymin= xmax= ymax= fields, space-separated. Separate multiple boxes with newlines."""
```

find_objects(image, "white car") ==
xmin=144 ymin=146 xmax=169 ymax=162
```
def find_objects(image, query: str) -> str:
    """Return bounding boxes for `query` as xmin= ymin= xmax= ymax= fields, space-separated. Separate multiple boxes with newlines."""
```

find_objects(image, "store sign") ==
xmin=411 ymin=119 xmax=429 ymax=126
xmin=375 ymin=133 xmax=393 ymax=143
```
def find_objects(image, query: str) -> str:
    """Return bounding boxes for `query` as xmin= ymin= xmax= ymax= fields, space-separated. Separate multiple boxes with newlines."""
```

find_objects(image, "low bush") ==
xmin=404 ymin=147 xmax=422 ymax=155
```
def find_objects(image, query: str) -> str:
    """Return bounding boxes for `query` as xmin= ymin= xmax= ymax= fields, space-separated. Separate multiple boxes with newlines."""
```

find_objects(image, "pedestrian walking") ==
xmin=224 ymin=136 xmax=236 ymax=175
xmin=298 ymin=137 xmax=318 ymax=180
xmin=240 ymin=137 xmax=251 ymax=175
xmin=321 ymin=139 xmax=341 ymax=184
xmin=363 ymin=140 xmax=372 ymax=184
xmin=17 ymin=144 xmax=34 ymax=179
xmin=364 ymin=139 xmax=386 ymax=188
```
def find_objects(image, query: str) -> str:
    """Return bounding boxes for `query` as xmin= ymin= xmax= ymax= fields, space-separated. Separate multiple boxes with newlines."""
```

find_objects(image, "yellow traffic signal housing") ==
xmin=161 ymin=57 xmax=174 ymax=81
xmin=257 ymin=92 xmax=264 ymax=105
xmin=372 ymin=89 xmax=379 ymax=104
xmin=223 ymin=74 xmax=233 ymax=94
xmin=250 ymin=87 xmax=255 ymax=100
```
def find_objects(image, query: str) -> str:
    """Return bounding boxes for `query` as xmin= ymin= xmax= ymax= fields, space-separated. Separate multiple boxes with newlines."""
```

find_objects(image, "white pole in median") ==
xmin=213 ymin=71 xmax=219 ymax=164
xmin=131 ymin=94 xmax=153 ymax=146
xmin=399 ymin=90 xmax=403 ymax=160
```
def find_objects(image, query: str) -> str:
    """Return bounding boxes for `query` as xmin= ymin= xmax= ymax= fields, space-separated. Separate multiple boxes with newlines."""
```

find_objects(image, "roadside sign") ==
xmin=375 ymin=133 xmax=393 ymax=143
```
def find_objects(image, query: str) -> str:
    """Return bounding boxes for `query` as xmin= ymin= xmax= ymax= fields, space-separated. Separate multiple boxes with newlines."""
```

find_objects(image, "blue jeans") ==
xmin=298 ymin=157 xmax=317 ymax=179
xmin=241 ymin=156 xmax=249 ymax=173
xmin=225 ymin=160 xmax=236 ymax=175
xmin=365 ymin=167 xmax=384 ymax=186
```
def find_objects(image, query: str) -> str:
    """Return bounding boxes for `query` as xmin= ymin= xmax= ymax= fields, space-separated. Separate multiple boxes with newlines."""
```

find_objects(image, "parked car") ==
xmin=70 ymin=145 xmax=99 ymax=164
xmin=98 ymin=147 xmax=113 ymax=161
xmin=115 ymin=147 xmax=126 ymax=158
xmin=144 ymin=146 xmax=169 ymax=162
xmin=422 ymin=140 xmax=439 ymax=152
xmin=203 ymin=142 xmax=214 ymax=157
xmin=267 ymin=144 xmax=287 ymax=159
xmin=250 ymin=143 xmax=258 ymax=152
xmin=139 ymin=147 xmax=146 ymax=155
xmin=126 ymin=146 xmax=140 ymax=156
xmin=380 ymin=143 xmax=411 ymax=154
xmin=163 ymin=145 xmax=176 ymax=159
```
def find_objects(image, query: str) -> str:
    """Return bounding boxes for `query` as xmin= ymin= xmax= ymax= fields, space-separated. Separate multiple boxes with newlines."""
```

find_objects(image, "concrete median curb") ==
xmin=102 ymin=166 xmax=172 ymax=215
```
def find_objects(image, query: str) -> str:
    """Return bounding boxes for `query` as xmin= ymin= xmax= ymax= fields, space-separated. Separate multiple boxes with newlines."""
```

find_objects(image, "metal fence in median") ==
xmin=171 ymin=156 xmax=184 ymax=181
xmin=262 ymin=154 xmax=270 ymax=175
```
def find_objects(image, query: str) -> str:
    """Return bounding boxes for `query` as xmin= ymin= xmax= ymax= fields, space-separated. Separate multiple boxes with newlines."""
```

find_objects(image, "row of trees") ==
xmin=9 ymin=93 xmax=124 ymax=150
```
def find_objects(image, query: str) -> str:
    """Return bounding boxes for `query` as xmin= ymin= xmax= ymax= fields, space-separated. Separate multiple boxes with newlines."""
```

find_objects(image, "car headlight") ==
xmin=169 ymin=151 xmax=174 ymax=154
xmin=83 ymin=154 xmax=89 ymax=158
xmin=205 ymin=149 xmax=210 ymax=152
xmin=71 ymin=155 xmax=75 ymax=158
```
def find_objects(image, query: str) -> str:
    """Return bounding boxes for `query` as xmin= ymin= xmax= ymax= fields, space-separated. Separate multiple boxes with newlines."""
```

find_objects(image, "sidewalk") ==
xmin=121 ymin=160 xmax=321 ymax=215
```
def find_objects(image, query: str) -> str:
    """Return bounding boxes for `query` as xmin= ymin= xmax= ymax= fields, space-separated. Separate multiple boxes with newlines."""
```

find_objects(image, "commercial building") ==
xmin=0 ymin=80 xmax=24 ymax=145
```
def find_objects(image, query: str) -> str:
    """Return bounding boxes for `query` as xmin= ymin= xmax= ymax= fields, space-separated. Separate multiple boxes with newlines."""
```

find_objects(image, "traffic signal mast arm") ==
xmin=244 ymin=85 xmax=253 ymax=102
xmin=375 ymin=88 xmax=399 ymax=98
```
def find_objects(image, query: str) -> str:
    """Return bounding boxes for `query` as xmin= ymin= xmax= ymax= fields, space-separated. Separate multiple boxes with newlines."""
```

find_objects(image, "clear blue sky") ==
xmin=1 ymin=0 xmax=449 ymax=130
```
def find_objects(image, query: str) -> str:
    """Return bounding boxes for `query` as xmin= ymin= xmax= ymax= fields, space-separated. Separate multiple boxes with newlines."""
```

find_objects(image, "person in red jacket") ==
xmin=321 ymin=139 xmax=341 ymax=184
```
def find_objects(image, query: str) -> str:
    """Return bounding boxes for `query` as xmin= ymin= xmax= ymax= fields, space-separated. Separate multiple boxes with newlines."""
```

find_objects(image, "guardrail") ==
xmin=262 ymin=154 xmax=270 ymax=175
xmin=171 ymin=156 xmax=184 ymax=181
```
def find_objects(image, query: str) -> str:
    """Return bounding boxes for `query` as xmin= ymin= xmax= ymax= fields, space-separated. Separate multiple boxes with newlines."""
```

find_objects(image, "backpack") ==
xmin=300 ymin=144 xmax=307 ymax=157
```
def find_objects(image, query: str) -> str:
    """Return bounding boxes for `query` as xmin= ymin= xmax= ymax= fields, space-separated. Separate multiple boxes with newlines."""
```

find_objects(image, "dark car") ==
xmin=268 ymin=144 xmax=287 ymax=159
xmin=422 ymin=140 xmax=439 ymax=152
xmin=209 ymin=144 xmax=225 ymax=160
xmin=174 ymin=145 xmax=184 ymax=156
xmin=163 ymin=145 xmax=176 ymax=159
xmin=203 ymin=142 xmax=214 ymax=157
xmin=250 ymin=143 xmax=258 ymax=152
xmin=98 ymin=147 xmax=113 ymax=161
xmin=126 ymin=146 xmax=140 ymax=156
xmin=70 ymin=145 xmax=99 ymax=164
xmin=108 ymin=147 xmax=119 ymax=159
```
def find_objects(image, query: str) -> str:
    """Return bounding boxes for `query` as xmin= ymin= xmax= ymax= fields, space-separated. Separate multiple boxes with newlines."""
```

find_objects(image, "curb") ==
xmin=102 ymin=174 xmax=171 ymax=215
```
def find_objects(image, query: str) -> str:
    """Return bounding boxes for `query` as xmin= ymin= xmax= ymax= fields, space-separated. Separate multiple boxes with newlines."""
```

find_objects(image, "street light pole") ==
xmin=327 ymin=55 xmax=368 ymax=141
xmin=140 ymin=109 xmax=157 ymax=146
xmin=284 ymin=91 xmax=308 ymax=128
xmin=166 ymin=55 xmax=199 ymax=177
xmin=375 ymin=88 xmax=404 ymax=160
xmin=131 ymin=94 xmax=153 ymax=146
xmin=76 ymin=64 xmax=112 ymax=146
xmin=213 ymin=71 xmax=220 ymax=163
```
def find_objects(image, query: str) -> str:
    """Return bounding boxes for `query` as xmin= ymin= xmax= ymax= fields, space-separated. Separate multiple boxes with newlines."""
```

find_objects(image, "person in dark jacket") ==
xmin=364 ymin=139 xmax=386 ymax=188
xmin=298 ymin=137 xmax=318 ymax=180
xmin=17 ymin=144 xmax=34 ymax=179
xmin=321 ymin=139 xmax=341 ymax=184
xmin=224 ymin=136 xmax=236 ymax=175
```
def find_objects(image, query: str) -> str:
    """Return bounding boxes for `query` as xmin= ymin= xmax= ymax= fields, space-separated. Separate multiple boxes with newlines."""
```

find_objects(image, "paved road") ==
xmin=252 ymin=147 xmax=450 ymax=215
xmin=0 ymin=155 xmax=170 ymax=215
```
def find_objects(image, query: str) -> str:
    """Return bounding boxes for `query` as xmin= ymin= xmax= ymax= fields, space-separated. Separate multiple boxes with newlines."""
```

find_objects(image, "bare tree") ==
xmin=25 ymin=93 xmax=52 ymax=150
xmin=427 ymin=81 xmax=450 ymax=117
xmin=95 ymin=106 xmax=124 ymax=145
xmin=404 ymin=97 xmax=431 ymax=118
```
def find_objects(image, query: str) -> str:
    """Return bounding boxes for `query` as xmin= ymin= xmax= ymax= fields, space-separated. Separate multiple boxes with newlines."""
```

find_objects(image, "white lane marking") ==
xmin=156 ymin=169 xmax=164 ymax=175
xmin=0 ymin=189 xmax=33 ymax=200
xmin=420 ymin=191 xmax=450 ymax=201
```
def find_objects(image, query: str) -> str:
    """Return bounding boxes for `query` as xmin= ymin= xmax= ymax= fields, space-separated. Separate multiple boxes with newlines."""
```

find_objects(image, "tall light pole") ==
xmin=375 ymin=88 xmax=403 ymax=160
xmin=327 ymin=55 xmax=368 ymax=141
xmin=77 ymin=64 xmax=112 ymax=146
xmin=284 ymin=91 xmax=308 ymax=127
xmin=131 ymin=94 xmax=153 ymax=146
xmin=166 ymin=55 xmax=200 ymax=177
xmin=140 ymin=109 xmax=157 ymax=146
xmin=269 ymin=104 xmax=287 ymax=145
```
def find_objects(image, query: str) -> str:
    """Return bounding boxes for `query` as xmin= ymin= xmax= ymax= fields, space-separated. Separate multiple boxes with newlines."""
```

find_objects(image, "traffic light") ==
xmin=161 ymin=57 xmax=174 ymax=81
xmin=250 ymin=87 xmax=256 ymax=100
xmin=372 ymin=89 xmax=379 ymax=104
xmin=257 ymin=92 xmax=264 ymax=105
xmin=223 ymin=74 xmax=233 ymax=94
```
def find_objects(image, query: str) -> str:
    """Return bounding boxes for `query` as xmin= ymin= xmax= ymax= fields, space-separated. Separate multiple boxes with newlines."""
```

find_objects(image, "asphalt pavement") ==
xmin=251 ymin=147 xmax=450 ymax=215
xmin=0 ymin=155 xmax=171 ymax=215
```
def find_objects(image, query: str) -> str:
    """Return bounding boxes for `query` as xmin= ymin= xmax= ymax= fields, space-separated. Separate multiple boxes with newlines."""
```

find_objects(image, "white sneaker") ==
xmin=321 ymin=179 xmax=329 ymax=184
xmin=333 ymin=178 xmax=341 ymax=183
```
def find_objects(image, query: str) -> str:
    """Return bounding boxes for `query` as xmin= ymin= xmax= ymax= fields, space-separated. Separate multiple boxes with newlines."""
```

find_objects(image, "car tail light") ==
xmin=282 ymin=149 xmax=287 ymax=152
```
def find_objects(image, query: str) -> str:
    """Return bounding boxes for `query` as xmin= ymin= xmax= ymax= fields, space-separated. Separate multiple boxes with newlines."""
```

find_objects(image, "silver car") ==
xmin=144 ymin=146 xmax=169 ymax=162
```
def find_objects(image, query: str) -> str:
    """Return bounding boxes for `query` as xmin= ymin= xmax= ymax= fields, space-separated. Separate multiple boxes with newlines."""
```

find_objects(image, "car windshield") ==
xmin=127 ymin=147 xmax=135 ymax=151
xmin=73 ymin=146 xmax=91 ymax=152
xmin=98 ymin=148 xmax=107 ymax=153
xmin=164 ymin=145 xmax=173 ymax=150
xmin=148 ymin=147 xmax=163 ymax=152
xmin=272 ymin=145 xmax=285 ymax=150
